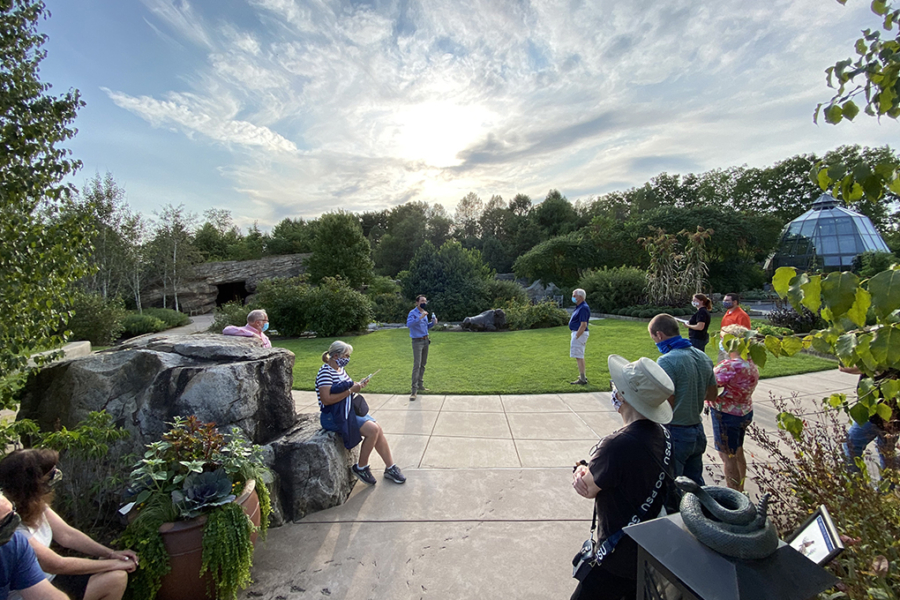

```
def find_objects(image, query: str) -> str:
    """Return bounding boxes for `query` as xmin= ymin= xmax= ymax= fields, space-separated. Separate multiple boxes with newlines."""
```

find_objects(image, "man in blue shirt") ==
xmin=569 ymin=288 xmax=591 ymax=385
xmin=0 ymin=492 xmax=67 ymax=600
xmin=407 ymin=295 xmax=437 ymax=401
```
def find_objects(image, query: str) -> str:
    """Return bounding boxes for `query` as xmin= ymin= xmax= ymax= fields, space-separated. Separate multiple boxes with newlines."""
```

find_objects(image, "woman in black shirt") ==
xmin=684 ymin=293 xmax=712 ymax=352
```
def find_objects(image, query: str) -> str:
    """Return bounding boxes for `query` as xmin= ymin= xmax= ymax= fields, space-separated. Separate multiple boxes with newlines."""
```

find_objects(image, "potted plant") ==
xmin=119 ymin=416 xmax=272 ymax=600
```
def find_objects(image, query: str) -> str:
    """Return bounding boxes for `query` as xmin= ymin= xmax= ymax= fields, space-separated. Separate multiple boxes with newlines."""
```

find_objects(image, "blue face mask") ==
xmin=335 ymin=357 xmax=350 ymax=368
xmin=723 ymin=301 xmax=733 ymax=310
xmin=571 ymin=296 xmax=577 ymax=303
xmin=262 ymin=322 xmax=270 ymax=332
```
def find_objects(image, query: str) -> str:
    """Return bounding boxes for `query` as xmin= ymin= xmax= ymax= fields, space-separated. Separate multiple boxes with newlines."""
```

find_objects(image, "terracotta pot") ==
xmin=155 ymin=480 xmax=261 ymax=600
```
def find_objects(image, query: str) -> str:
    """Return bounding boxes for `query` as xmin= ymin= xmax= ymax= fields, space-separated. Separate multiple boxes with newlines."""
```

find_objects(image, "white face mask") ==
xmin=692 ymin=301 xmax=700 ymax=308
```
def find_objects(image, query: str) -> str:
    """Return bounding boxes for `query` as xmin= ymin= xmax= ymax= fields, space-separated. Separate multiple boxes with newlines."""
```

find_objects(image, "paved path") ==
xmin=246 ymin=369 xmax=860 ymax=599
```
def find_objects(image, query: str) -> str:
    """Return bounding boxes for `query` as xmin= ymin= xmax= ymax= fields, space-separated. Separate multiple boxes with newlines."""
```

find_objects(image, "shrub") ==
xmin=752 ymin=321 xmax=792 ymax=337
xmin=66 ymin=292 xmax=126 ymax=345
xmin=748 ymin=396 xmax=900 ymax=598
xmin=486 ymin=279 xmax=528 ymax=307
xmin=853 ymin=251 xmax=898 ymax=278
xmin=209 ymin=301 xmax=252 ymax=333
xmin=121 ymin=314 xmax=166 ymax=338
xmin=302 ymin=277 xmax=373 ymax=337
xmin=254 ymin=276 xmax=310 ymax=336
xmin=401 ymin=241 xmax=492 ymax=321
xmin=766 ymin=300 xmax=825 ymax=334
xmin=578 ymin=267 xmax=647 ymax=314
xmin=142 ymin=307 xmax=190 ymax=328
xmin=505 ymin=300 xmax=569 ymax=330
xmin=365 ymin=277 xmax=411 ymax=323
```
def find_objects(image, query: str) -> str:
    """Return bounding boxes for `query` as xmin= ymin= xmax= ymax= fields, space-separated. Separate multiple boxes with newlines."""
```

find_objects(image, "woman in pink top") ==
xmin=222 ymin=309 xmax=271 ymax=348
xmin=708 ymin=325 xmax=759 ymax=491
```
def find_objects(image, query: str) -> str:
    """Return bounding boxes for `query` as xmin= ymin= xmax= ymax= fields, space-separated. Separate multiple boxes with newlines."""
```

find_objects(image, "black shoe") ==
xmin=384 ymin=465 xmax=407 ymax=484
xmin=351 ymin=464 xmax=377 ymax=485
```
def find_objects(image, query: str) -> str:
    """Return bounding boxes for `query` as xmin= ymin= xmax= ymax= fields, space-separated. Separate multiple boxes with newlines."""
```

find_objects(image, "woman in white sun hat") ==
xmin=570 ymin=355 xmax=675 ymax=600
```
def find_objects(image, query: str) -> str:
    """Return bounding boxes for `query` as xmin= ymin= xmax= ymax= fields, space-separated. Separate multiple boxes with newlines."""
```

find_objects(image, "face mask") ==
xmin=610 ymin=384 xmax=623 ymax=411
xmin=262 ymin=322 xmax=270 ymax=332
xmin=692 ymin=301 xmax=700 ymax=308
xmin=0 ymin=511 xmax=21 ymax=546
xmin=419 ymin=302 xmax=427 ymax=308
xmin=335 ymin=357 xmax=350 ymax=368
xmin=571 ymin=296 xmax=577 ymax=303
xmin=723 ymin=301 xmax=733 ymax=309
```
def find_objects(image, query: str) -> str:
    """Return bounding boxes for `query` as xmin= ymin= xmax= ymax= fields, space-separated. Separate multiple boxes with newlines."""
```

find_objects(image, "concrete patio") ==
xmin=245 ymin=368 xmax=860 ymax=599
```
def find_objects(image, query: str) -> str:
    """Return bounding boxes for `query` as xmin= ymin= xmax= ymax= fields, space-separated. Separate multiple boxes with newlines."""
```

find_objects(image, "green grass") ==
xmin=274 ymin=316 xmax=837 ymax=395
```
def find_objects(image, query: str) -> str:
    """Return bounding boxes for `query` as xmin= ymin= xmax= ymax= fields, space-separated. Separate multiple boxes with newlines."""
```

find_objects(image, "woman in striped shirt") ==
xmin=316 ymin=340 xmax=406 ymax=485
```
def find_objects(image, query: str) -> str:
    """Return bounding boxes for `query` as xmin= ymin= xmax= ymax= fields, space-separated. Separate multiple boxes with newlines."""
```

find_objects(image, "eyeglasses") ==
xmin=49 ymin=467 xmax=63 ymax=483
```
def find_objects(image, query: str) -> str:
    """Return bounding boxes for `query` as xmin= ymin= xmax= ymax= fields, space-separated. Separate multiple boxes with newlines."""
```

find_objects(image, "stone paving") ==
xmin=245 ymin=368 xmax=860 ymax=600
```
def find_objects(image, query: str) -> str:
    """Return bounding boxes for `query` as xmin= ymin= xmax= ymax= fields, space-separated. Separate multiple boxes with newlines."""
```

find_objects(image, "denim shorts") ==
xmin=320 ymin=412 xmax=375 ymax=433
xmin=710 ymin=409 xmax=753 ymax=455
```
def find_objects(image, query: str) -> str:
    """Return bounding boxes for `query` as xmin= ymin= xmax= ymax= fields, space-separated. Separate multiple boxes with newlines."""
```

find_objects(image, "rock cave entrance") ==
xmin=216 ymin=281 xmax=249 ymax=306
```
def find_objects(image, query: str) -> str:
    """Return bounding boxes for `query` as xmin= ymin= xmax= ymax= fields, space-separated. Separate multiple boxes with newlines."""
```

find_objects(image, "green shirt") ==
xmin=657 ymin=347 xmax=716 ymax=426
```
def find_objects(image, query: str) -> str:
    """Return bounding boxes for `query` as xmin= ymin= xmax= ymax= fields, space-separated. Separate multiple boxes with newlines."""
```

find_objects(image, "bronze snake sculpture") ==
xmin=676 ymin=476 xmax=779 ymax=560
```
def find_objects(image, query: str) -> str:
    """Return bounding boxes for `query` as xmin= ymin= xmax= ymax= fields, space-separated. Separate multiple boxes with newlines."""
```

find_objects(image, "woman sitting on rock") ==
xmin=0 ymin=449 xmax=138 ymax=600
xmin=315 ymin=340 xmax=406 ymax=486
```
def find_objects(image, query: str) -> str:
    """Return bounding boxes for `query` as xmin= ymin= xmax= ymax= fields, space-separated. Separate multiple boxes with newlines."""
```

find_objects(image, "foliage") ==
xmin=854 ymin=250 xmax=898 ymax=278
xmin=512 ymin=231 xmax=594 ymax=290
xmin=146 ymin=204 xmax=200 ymax=312
xmin=66 ymin=292 xmax=127 ymax=346
xmin=578 ymin=267 xmax=647 ymax=314
xmin=748 ymin=396 xmax=900 ymax=599
xmin=33 ymin=411 xmax=131 ymax=542
xmin=485 ymin=279 xmax=528 ymax=307
xmin=307 ymin=211 xmax=373 ymax=287
xmin=752 ymin=322 xmax=794 ymax=337
xmin=532 ymin=189 xmax=579 ymax=238
xmin=504 ymin=300 xmax=569 ymax=331
xmin=200 ymin=502 xmax=255 ymax=600
xmin=209 ymin=301 xmax=252 ymax=333
xmin=253 ymin=276 xmax=309 ymax=336
xmin=142 ymin=307 xmax=190 ymax=328
xmin=302 ymin=277 xmax=373 ymax=337
xmin=612 ymin=305 xmax=693 ymax=318
xmin=0 ymin=0 xmax=93 ymax=412
xmin=401 ymin=241 xmax=493 ymax=321
xmin=640 ymin=227 xmax=688 ymax=306
xmin=364 ymin=277 xmax=408 ymax=323
xmin=268 ymin=217 xmax=316 ymax=256
xmin=680 ymin=226 xmax=714 ymax=295
xmin=765 ymin=299 xmax=826 ymax=334
xmin=121 ymin=314 xmax=166 ymax=338
xmin=122 ymin=417 xmax=271 ymax=600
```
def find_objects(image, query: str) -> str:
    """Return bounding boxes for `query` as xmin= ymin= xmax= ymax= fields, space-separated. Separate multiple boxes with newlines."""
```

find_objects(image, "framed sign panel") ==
xmin=785 ymin=505 xmax=844 ymax=566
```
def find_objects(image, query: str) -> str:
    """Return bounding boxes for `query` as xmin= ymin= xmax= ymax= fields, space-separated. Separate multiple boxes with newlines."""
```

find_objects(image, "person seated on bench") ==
xmin=222 ymin=309 xmax=271 ymax=348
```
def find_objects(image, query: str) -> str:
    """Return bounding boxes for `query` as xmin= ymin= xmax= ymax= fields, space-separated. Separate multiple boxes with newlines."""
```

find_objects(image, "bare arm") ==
xmin=19 ymin=579 xmax=69 ymax=600
xmin=29 ymin=538 xmax=135 ymax=576
xmin=705 ymin=384 xmax=718 ymax=403
xmin=576 ymin=321 xmax=588 ymax=338
xmin=685 ymin=321 xmax=705 ymax=331
xmin=667 ymin=394 xmax=676 ymax=408
xmin=318 ymin=382 xmax=365 ymax=406
xmin=46 ymin=509 xmax=137 ymax=564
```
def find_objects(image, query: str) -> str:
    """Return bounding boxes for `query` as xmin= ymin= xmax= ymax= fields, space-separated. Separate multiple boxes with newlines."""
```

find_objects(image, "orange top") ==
xmin=721 ymin=306 xmax=751 ymax=331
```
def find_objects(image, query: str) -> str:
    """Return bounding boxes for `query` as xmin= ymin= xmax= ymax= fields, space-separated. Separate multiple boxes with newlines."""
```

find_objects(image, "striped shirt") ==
xmin=315 ymin=363 xmax=352 ymax=409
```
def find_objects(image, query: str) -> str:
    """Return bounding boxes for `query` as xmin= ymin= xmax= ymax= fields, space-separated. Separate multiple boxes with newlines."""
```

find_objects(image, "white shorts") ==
xmin=570 ymin=330 xmax=589 ymax=358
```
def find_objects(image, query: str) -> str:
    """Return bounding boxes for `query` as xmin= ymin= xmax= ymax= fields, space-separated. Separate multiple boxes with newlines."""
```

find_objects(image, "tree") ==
xmin=372 ymin=203 xmax=427 ymax=276
xmin=148 ymin=204 xmax=199 ymax=311
xmin=532 ymin=189 xmax=578 ymax=238
xmin=268 ymin=217 xmax=315 ymax=256
xmin=76 ymin=172 xmax=130 ymax=299
xmin=120 ymin=211 xmax=148 ymax=311
xmin=193 ymin=209 xmax=241 ymax=261
xmin=513 ymin=232 xmax=595 ymax=290
xmin=453 ymin=192 xmax=483 ymax=240
xmin=426 ymin=203 xmax=453 ymax=248
xmin=307 ymin=211 xmax=373 ymax=287
xmin=400 ymin=241 xmax=493 ymax=321
xmin=0 ymin=0 xmax=92 ymax=408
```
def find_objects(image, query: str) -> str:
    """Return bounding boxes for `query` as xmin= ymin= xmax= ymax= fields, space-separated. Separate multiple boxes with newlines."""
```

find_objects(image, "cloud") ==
xmin=103 ymin=88 xmax=298 ymax=154
xmin=102 ymin=0 xmax=894 ymax=224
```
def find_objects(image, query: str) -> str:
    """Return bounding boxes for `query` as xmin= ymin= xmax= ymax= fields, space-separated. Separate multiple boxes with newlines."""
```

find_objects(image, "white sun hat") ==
xmin=607 ymin=354 xmax=675 ymax=424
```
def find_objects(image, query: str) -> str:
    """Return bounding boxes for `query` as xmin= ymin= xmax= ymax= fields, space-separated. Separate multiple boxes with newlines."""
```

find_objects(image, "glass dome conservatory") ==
xmin=765 ymin=193 xmax=890 ymax=271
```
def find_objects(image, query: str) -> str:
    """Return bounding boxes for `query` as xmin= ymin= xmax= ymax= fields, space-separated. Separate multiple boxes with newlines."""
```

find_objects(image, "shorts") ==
xmin=52 ymin=574 xmax=91 ymax=599
xmin=320 ymin=412 xmax=376 ymax=433
xmin=710 ymin=409 xmax=753 ymax=455
xmin=570 ymin=330 xmax=589 ymax=358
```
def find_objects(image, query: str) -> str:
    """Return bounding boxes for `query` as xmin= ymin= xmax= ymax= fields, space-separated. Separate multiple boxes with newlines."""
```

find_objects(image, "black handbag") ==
xmin=351 ymin=393 xmax=369 ymax=417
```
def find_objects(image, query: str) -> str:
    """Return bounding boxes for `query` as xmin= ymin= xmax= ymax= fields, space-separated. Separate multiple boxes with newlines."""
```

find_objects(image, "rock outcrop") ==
xmin=461 ymin=309 xmax=507 ymax=331
xmin=142 ymin=253 xmax=310 ymax=315
xmin=17 ymin=333 xmax=355 ymax=523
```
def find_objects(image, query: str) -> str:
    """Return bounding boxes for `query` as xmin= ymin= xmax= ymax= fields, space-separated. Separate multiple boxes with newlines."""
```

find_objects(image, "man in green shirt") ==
xmin=648 ymin=314 xmax=717 ymax=510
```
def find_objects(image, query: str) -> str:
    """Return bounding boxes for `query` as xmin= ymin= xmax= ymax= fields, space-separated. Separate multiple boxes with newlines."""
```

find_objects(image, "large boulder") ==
xmin=267 ymin=415 xmax=358 ymax=521
xmin=461 ymin=309 xmax=507 ymax=331
xmin=17 ymin=333 xmax=296 ymax=455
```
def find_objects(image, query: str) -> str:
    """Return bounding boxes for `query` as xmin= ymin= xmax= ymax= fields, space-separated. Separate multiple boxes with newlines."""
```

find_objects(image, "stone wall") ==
xmin=142 ymin=253 xmax=311 ymax=315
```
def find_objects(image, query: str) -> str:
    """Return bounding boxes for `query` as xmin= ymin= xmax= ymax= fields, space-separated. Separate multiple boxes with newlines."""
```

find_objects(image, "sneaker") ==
xmin=384 ymin=465 xmax=407 ymax=484
xmin=570 ymin=377 xmax=589 ymax=385
xmin=351 ymin=464 xmax=377 ymax=485
xmin=409 ymin=393 xmax=417 ymax=401
xmin=417 ymin=387 xmax=431 ymax=392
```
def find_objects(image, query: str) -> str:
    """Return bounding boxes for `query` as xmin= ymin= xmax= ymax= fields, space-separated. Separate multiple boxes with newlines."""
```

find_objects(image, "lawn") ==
xmin=274 ymin=316 xmax=837 ymax=395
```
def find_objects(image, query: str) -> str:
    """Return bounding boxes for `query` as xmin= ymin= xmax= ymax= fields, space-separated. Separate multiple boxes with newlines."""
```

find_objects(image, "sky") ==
xmin=39 ymin=0 xmax=898 ymax=230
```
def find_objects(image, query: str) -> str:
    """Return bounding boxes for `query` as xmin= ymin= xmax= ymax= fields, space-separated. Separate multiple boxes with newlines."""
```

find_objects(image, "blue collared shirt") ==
xmin=407 ymin=307 xmax=434 ymax=338
xmin=568 ymin=301 xmax=591 ymax=332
